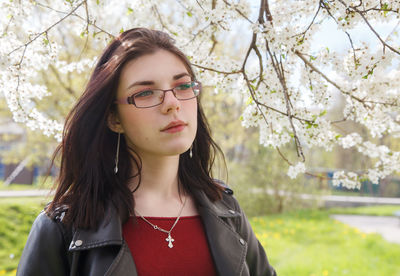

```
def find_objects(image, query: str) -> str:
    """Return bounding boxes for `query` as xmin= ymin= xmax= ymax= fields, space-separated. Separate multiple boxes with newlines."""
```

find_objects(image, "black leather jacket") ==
xmin=17 ymin=188 xmax=276 ymax=276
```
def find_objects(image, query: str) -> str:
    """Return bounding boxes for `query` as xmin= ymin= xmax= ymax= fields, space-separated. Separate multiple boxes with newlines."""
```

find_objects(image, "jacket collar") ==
xmin=69 ymin=205 xmax=123 ymax=251
xmin=193 ymin=188 xmax=241 ymax=218
xmin=69 ymin=189 xmax=238 ymax=251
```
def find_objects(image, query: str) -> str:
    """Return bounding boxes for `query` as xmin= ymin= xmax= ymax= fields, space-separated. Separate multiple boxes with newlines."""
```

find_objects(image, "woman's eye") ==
xmin=135 ymin=90 xmax=154 ymax=98
xmin=176 ymin=82 xmax=192 ymax=90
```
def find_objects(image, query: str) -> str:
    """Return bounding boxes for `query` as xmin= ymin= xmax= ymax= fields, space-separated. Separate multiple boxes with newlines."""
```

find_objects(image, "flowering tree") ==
xmin=1 ymin=0 xmax=399 ymax=188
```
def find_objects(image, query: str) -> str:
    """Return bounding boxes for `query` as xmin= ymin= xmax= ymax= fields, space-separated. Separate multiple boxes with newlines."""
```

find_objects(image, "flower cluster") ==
xmin=0 ymin=0 xmax=399 ymax=188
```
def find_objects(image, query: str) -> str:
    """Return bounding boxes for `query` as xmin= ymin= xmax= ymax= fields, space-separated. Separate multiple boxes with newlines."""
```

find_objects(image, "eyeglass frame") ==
xmin=114 ymin=80 xmax=202 ymax=108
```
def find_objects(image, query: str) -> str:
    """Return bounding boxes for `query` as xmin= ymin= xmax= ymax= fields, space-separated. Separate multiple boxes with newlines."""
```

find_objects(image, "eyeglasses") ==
xmin=115 ymin=81 xmax=202 ymax=108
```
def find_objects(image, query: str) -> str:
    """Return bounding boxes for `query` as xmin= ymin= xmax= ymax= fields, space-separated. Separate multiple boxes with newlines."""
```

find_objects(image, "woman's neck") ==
xmin=130 ymin=154 xmax=187 ymax=216
xmin=135 ymin=154 xmax=180 ymax=194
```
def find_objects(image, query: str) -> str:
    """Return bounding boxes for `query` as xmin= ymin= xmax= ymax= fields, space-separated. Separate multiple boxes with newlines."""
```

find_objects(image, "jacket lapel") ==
xmin=194 ymin=189 xmax=248 ymax=276
xmin=68 ymin=206 xmax=138 ymax=276
xmin=69 ymin=206 xmax=123 ymax=251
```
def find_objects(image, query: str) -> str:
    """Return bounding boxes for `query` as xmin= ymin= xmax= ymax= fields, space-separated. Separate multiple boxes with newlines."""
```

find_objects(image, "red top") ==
xmin=123 ymin=215 xmax=218 ymax=276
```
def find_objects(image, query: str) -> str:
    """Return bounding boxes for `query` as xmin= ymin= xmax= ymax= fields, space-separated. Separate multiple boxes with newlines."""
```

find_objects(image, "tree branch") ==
xmin=8 ymin=1 xmax=86 ymax=57
xmin=335 ymin=0 xmax=400 ymax=55
xmin=294 ymin=50 xmax=400 ymax=108
xmin=192 ymin=64 xmax=242 ymax=75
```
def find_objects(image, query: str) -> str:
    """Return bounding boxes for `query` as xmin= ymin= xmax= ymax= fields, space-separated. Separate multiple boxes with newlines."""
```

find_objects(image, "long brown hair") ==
xmin=47 ymin=28 xmax=225 ymax=229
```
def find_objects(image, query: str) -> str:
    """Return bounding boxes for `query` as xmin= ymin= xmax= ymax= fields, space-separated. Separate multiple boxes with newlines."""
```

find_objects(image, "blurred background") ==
xmin=1 ymin=0 xmax=400 ymax=275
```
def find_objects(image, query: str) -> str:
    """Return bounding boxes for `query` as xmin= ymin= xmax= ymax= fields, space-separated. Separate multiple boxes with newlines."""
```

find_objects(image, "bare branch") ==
xmin=209 ymin=0 xmax=218 ymax=55
xmin=267 ymin=43 xmax=305 ymax=161
xmin=345 ymin=31 xmax=358 ymax=67
xmin=356 ymin=10 xmax=400 ymax=55
xmin=221 ymin=0 xmax=253 ymax=24
xmin=335 ymin=0 xmax=400 ymax=55
xmin=276 ymin=146 xmax=292 ymax=165
xmin=297 ymin=3 xmax=322 ymax=41
xmin=152 ymin=5 xmax=175 ymax=34
xmin=2 ymin=15 xmax=14 ymax=37
xmin=48 ymin=65 xmax=75 ymax=95
xmin=258 ymin=0 xmax=305 ymax=161
xmin=192 ymin=64 xmax=242 ymax=75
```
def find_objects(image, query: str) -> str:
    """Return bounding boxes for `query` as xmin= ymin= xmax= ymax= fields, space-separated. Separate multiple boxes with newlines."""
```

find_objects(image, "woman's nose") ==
xmin=161 ymin=90 xmax=180 ymax=113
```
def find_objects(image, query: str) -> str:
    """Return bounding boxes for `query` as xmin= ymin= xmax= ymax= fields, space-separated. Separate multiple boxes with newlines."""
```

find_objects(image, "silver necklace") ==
xmin=135 ymin=196 xmax=187 ymax=248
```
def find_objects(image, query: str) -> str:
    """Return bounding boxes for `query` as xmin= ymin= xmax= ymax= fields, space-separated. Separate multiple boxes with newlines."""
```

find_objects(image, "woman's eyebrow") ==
xmin=126 ymin=80 xmax=154 ymax=90
xmin=173 ymin=72 xmax=191 ymax=80
xmin=126 ymin=73 xmax=191 ymax=90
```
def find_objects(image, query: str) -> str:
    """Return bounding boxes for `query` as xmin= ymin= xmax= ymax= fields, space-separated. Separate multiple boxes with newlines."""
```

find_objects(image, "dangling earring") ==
xmin=189 ymin=144 xmax=193 ymax=158
xmin=114 ymin=132 xmax=121 ymax=174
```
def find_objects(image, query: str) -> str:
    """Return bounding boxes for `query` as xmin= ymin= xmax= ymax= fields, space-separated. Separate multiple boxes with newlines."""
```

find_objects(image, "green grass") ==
xmin=327 ymin=205 xmax=400 ymax=216
xmin=0 ymin=177 xmax=54 ymax=191
xmin=1 ymin=200 xmax=400 ymax=276
xmin=252 ymin=209 xmax=400 ymax=276
xmin=0 ymin=198 xmax=47 ymax=275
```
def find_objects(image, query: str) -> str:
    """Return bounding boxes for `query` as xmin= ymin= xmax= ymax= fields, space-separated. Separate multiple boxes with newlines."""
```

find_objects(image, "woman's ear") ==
xmin=107 ymin=112 xmax=124 ymax=133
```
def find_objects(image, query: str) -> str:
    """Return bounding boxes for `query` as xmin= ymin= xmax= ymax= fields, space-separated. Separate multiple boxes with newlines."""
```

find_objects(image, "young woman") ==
xmin=17 ymin=28 xmax=276 ymax=276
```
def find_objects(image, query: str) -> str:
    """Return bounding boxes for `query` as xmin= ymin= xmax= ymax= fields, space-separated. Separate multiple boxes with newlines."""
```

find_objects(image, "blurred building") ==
xmin=0 ymin=120 xmax=35 ymax=185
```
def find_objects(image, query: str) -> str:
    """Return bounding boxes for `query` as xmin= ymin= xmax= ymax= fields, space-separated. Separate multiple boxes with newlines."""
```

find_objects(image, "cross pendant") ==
xmin=166 ymin=233 xmax=174 ymax=248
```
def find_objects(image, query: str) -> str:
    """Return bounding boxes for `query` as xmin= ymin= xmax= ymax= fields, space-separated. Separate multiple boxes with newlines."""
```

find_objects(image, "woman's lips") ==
xmin=162 ymin=124 xmax=186 ymax=133
xmin=161 ymin=120 xmax=187 ymax=133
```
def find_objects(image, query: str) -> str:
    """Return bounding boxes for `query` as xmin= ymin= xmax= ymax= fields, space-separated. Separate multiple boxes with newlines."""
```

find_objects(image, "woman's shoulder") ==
xmin=17 ymin=206 xmax=72 ymax=275
xmin=213 ymin=179 xmax=242 ymax=212
xmin=45 ymin=203 xmax=69 ymax=223
xmin=25 ymin=204 xmax=73 ymax=248
xmin=214 ymin=179 xmax=234 ymax=196
xmin=32 ymin=205 xmax=71 ymax=237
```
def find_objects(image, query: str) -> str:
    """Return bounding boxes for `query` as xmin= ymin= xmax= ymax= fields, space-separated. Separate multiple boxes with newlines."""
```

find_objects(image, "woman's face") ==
xmin=112 ymin=49 xmax=198 ymax=159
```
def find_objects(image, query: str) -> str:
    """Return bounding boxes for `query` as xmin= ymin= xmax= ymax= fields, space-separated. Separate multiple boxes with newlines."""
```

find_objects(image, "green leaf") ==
xmin=246 ymin=97 xmax=253 ymax=105
xmin=186 ymin=11 xmax=193 ymax=17
xmin=297 ymin=38 xmax=304 ymax=46
xmin=127 ymin=7 xmax=133 ymax=15
xmin=382 ymin=2 xmax=389 ymax=15
xmin=319 ymin=110 xmax=327 ymax=116
xmin=42 ymin=38 xmax=49 ymax=45
xmin=119 ymin=28 xmax=124 ymax=34
xmin=335 ymin=134 xmax=342 ymax=140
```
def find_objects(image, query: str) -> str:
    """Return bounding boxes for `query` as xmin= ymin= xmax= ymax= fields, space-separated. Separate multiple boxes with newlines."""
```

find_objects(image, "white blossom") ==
xmin=288 ymin=162 xmax=306 ymax=179
xmin=339 ymin=133 xmax=362 ymax=149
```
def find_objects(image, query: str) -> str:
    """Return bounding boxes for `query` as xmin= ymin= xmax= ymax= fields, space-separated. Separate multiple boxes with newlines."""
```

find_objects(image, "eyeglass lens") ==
xmin=133 ymin=81 xmax=200 ymax=108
